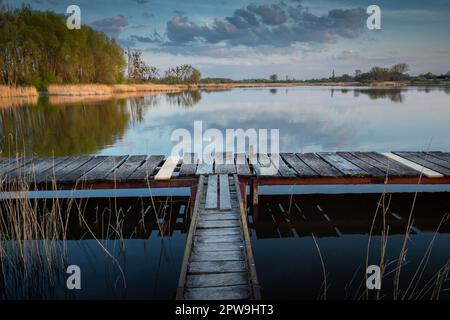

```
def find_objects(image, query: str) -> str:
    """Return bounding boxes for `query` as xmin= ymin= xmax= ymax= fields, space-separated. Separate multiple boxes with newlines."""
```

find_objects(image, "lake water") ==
xmin=1 ymin=86 xmax=450 ymax=156
xmin=1 ymin=86 xmax=450 ymax=300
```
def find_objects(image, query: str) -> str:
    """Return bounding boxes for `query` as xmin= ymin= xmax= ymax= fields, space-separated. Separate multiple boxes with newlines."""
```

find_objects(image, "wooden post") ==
xmin=251 ymin=179 xmax=258 ymax=221
xmin=189 ymin=185 xmax=197 ymax=220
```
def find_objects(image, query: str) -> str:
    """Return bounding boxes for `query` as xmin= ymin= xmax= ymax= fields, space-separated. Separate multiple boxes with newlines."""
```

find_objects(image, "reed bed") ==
xmin=0 ymin=158 xmax=183 ymax=299
xmin=0 ymin=86 xmax=38 ymax=98
xmin=47 ymin=84 xmax=113 ymax=96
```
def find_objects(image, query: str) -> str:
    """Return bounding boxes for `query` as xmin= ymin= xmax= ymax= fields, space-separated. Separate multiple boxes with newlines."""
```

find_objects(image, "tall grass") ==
xmin=0 ymin=86 xmax=38 ymax=98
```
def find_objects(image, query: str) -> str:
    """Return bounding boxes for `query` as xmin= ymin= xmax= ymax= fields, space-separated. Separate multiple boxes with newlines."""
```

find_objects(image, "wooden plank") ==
xmin=254 ymin=153 xmax=279 ymax=176
xmin=0 ymin=158 xmax=32 ymax=177
xmin=199 ymin=213 xmax=240 ymax=221
xmin=337 ymin=152 xmax=385 ymax=177
xmin=81 ymin=156 xmax=127 ymax=181
xmin=190 ymin=250 xmax=244 ymax=262
xmin=7 ymin=158 xmax=64 ymax=182
xmin=424 ymin=152 xmax=450 ymax=170
xmin=205 ymin=175 xmax=218 ymax=209
xmin=155 ymin=155 xmax=180 ymax=180
xmin=194 ymin=234 xmax=243 ymax=243
xmin=188 ymin=261 xmax=246 ymax=274
xmin=383 ymin=152 xmax=444 ymax=178
xmin=196 ymin=156 xmax=214 ymax=175
xmin=215 ymin=152 xmax=236 ymax=174
xmin=351 ymin=152 xmax=410 ymax=177
xmin=59 ymin=156 xmax=108 ymax=182
xmin=51 ymin=156 xmax=94 ymax=181
xmin=179 ymin=153 xmax=198 ymax=176
xmin=186 ymin=272 xmax=247 ymax=288
xmin=196 ymin=227 xmax=242 ymax=236
xmin=127 ymin=155 xmax=164 ymax=180
xmin=364 ymin=152 xmax=420 ymax=176
xmin=105 ymin=155 xmax=146 ymax=181
xmin=296 ymin=153 xmax=343 ymax=177
xmin=394 ymin=152 xmax=450 ymax=176
xmin=219 ymin=174 xmax=232 ymax=210
xmin=318 ymin=152 xmax=368 ymax=176
xmin=184 ymin=285 xmax=248 ymax=300
xmin=197 ymin=220 xmax=240 ymax=229
xmin=235 ymin=153 xmax=252 ymax=176
xmin=428 ymin=152 xmax=450 ymax=164
xmin=280 ymin=153 xmax=318 ymax=177
xmin=21 ymin=157 xmax=70 ymax=182
xmin=194 ymin=242 xmax=244 ymax=252
xmin=270 ymin=154 xmax=296 ymax=177
xmin=34 ymin=157 xmax=84 ymax=183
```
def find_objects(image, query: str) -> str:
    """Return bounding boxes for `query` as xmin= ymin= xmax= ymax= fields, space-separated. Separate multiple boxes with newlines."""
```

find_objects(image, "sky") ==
xmin=6 ymin=0 xmax=450 ymax=79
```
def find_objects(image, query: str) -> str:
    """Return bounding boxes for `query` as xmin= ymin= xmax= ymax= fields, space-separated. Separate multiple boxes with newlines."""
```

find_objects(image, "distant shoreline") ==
xmin=1 ymin=81 xmax=448 ymax=98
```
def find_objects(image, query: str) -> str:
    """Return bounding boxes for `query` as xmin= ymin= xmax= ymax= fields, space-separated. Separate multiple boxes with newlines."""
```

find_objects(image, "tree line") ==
xmin=0 ymin=7 xmax=126 ymax=89
xmin=0 ymin=7 xmax=204 ymax=89
xmin=127 ymin=49 xmax=201 ymax=84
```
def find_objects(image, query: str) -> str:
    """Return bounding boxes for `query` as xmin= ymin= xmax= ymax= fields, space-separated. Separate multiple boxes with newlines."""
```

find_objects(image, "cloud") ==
xmin=91 ymin=15 xmax=128 ymax=38
xmin=165 ymin=2 xmax=366 ymax=47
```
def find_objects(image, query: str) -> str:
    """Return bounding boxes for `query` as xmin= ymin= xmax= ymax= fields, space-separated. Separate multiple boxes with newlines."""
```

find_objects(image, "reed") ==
xmin=0 ymin=86 xmax=38 ymax=98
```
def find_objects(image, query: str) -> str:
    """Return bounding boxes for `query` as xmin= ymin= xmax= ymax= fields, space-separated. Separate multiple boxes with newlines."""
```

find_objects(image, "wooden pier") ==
xmin=176 ymin=174 xmax=259 ymax=300
xmin=2 ymin=151 xmax=450 ymax=300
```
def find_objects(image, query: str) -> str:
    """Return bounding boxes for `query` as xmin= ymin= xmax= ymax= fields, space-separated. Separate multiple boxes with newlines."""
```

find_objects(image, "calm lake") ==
xmin=1 ymin=86 xmax=450 ymax=299
xmin=1 ymin=86 xmax=450 ymax=156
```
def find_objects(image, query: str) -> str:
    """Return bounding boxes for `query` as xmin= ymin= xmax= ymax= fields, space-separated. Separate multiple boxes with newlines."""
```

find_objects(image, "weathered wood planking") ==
xmin=215 ymin=152 xmax=236 ymax=174
xmin=155 ymin=155 xmax=180 ymax=180
xmin=0 ymin=158 xmax=33 ymax=177
xmin=235 ymin=153 xmax=252 ymax=176
xmin=196 ymin=154 xmax=214 ymax=175
xmin=127 ymin=155 xmax=164 ymax=180
xmin=81 ymin=156 xmax=127 ymax=181
xmin=49 ymin=156 xmax=94 ymax=182
xmin=337 ymin=152 xmax=385 ymax=177
xmin=393 ymin=152 xmax=450 ymax=176
xmin=179 ymin=153 xmax=198 ymax=176
xmin=179 ymin=174 xmax=257 ymax=300
xmin=318 ymin=152 xmax=368 ymax=176
xmin=205 ymin=175 xmax=218 ymax=209
xmin=281 ymin=153 xmax=318 ymax=177
xmin=269 ymin=154 xmax=296 ymax=177
xmin=297 ymin=153 xmax=343 ymax=177
xmin=383 ymin=153 xmax=444 ymax=178
xmin=362 ymin=152 xmax=419 ymax=176
xmin=188 ymin=261 xmax=246 ymax=274
xmin=59 ymin=156 xmax=107 ymax=182
xmin=185 ymin=285 xmax=249 ymax=300
xmin=35 ymin=157 xmax=85 ymax=183
xmin=7 ymin=157 xmax=69 ymax=183
xmin=104 ymin=155 xmax=146 ymax=181
xmin=219 ymin=174 xmax=232 ymax=210
xmin=426 ymin=152 xmax=450 ymax=169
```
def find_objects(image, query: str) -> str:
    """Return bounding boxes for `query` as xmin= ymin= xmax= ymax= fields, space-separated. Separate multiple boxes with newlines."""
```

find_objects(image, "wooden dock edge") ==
xmin=176 ymin=175 xmax=205 ymax=300
xmin=235 ymin=174 xmax=261 ymax=300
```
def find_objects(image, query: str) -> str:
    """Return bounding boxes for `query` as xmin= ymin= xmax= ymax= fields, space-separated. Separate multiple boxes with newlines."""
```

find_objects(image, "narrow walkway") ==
xmin=176 ymin=174 xmax=260 ymax=300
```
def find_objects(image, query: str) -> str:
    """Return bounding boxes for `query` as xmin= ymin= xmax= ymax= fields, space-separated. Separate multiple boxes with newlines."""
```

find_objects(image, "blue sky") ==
xmin=7 ymin=0 xmax=450 ymax=79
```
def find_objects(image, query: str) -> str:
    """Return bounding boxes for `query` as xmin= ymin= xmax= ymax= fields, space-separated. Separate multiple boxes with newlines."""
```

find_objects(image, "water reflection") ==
xmin=165 ymin=90 xmax=202 ymax=108
xmin=1 ymin=86 xmax=450 ymax=156
xmin=0 ymin=196 xmax=189 ymax=299
xmin=353 ymin=88 xmax=405 ymax=102
xmin=0 ymin=98 xmax=129 ymax=157
xmin=251 ymin=193 xmax=450 ymax=299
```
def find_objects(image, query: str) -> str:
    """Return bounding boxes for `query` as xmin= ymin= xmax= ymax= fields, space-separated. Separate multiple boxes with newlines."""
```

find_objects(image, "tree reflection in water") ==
xmin=0 ymin=97 xmax=129 ymax=156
